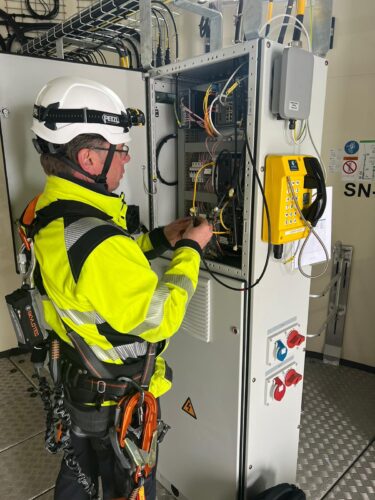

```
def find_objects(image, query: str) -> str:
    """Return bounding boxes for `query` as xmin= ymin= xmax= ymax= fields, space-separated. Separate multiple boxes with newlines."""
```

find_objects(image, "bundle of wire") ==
xmin=203 ymin=63 xmax=245 ymax=137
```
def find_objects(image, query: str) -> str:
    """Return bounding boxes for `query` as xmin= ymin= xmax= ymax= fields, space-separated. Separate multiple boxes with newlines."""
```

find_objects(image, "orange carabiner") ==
xmin=18 ymin=227 xmax=31 ymax=251
xmin=117 ymin=391 xmax=158 ymax=482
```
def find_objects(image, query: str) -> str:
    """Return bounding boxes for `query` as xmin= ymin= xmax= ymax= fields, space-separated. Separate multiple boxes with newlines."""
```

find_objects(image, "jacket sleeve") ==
xmin=76 ymin=235 xmax=201 ymax=343
xmin=135 ymin=227 xmax=172 ymax=260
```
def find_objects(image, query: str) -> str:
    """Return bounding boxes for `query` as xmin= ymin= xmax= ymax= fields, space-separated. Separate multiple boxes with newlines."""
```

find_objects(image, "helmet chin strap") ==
xmin=95 ymin=144 xmax=116 ymax=189
xmin=57 ymin=144 xmax=116 ymax=190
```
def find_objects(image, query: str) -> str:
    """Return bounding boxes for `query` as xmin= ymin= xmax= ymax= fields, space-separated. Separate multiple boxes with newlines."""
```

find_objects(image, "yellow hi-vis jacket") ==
xmin=34 ymin=175 xmax=201 ymax=398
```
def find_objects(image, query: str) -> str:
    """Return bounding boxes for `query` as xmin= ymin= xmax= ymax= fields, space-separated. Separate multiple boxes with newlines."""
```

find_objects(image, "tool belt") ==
xmin=61 ymin=341 xmax=146 ymax=405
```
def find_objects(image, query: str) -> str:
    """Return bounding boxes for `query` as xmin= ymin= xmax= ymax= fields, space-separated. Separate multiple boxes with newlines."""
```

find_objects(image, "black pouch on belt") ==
xmin=5 ymin=287 xmax=48 ymax=348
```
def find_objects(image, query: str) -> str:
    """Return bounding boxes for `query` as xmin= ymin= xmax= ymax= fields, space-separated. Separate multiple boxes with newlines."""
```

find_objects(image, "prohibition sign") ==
xmin=343 ymin=160 xmax=357 ymax=175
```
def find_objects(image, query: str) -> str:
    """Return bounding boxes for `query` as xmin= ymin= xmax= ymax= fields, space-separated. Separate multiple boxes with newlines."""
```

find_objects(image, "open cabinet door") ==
xmin=0 ymin=53 xmax=149 ymax=261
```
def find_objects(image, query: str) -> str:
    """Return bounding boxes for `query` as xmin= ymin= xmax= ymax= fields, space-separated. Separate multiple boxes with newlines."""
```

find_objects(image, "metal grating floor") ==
xmin=0 ymin=354 xmax=373 ymax=499
xmin=296 ymin=358 xmax=375 ymax=500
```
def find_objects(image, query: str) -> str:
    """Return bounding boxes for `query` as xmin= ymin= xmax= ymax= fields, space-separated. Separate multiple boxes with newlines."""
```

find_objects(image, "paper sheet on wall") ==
xmin=293 ymin=186 xmax=332 ymax=268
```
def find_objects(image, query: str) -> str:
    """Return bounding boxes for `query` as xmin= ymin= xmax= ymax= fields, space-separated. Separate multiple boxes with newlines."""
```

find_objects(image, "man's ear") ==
xmin=77 ymin=148 xmax=97 ymax=174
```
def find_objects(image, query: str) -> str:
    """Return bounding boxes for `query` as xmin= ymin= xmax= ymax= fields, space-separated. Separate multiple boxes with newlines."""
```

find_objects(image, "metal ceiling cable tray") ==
xmin=21 ymin=0 xmax=144 ymax=62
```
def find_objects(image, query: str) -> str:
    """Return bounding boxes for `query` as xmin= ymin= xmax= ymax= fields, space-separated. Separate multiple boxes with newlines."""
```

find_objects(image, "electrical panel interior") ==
xmin=175 ymin=56 xmax=249 ymax=270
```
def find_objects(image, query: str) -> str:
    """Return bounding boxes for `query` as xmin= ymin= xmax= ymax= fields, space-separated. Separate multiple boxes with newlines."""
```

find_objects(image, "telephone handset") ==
xmin=301 ymin=156 xmax=327 ymax=227
xmin=261 ymin=155 xmax=327 ymax=259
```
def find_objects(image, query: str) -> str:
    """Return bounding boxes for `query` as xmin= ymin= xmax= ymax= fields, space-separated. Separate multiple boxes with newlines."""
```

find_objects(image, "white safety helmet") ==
xmin=32 ymin=76 xmax=144 ymax=145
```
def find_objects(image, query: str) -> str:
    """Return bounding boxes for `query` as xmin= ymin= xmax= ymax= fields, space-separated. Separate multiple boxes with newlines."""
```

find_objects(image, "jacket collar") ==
xmin=37 ymin=175 xmax=128 ymax=230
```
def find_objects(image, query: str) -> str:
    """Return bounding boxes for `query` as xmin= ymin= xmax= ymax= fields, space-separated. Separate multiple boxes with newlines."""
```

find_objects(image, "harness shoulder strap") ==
xmin=23 ymin=199 xmax=130 ymax=282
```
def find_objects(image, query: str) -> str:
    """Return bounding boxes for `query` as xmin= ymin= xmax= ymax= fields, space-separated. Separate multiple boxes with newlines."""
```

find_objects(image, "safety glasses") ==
xmin=93 ymin=144 xmax=130 ymax=156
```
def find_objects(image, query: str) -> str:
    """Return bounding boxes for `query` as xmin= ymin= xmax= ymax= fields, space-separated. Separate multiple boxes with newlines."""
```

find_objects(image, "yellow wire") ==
xmin=225 ymin=81 xmax=239 ymax=97
xmin=191 ymin=162 xmax=214 ymax=216
xmin=297 ymin=0 xmax=306 ymax=16
xmin=267 ymin=1 xmax=274 ymax=22
xmin=173 ymin=99 xmax=181 ymax=127
xmin=219 ymin=201 xmax=230 ymax=231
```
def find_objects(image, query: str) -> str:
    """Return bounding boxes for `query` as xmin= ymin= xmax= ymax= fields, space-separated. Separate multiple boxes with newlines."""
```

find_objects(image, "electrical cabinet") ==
xmin=149 ymin=40 xmax=328 ymax=499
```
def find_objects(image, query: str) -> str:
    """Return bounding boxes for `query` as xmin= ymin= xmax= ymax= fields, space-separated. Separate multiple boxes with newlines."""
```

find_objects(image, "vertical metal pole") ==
xmin=323 ymin=243 xmax=354 ymax=365
xmin=311 ymin=0 xmax=334 ymax=56
xmin=56 ymin=37 xmax=64 ymax=59
xmin=241 ymin=0 xmax=264 ymax=41
xmin=140 ymin=0 xmax=153 ymax=69
xmin=210 ymin=0 xmax=223 ymax=52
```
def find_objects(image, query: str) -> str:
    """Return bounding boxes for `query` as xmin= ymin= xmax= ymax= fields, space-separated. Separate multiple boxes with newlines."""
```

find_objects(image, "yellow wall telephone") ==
xmin=262 ymin=155 xmax=326 ymax=259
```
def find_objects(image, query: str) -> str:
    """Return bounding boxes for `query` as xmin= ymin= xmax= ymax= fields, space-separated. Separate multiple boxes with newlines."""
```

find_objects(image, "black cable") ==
xmin=214 ymin=149 xmax=232 ymax=197
xmin=122 ymin=37 xmax=140 ymax=68
xmin=152 ymin=8 xmax=162 ymax=44
xmin=278 ymin=0 xmax=295 ymax=44
xmin=152 ymin=6 xmax=170 ymax=64
xmin=321 ymin=437 xmax=375 ymax=500
xmin=152 ymin=1 xmax=178 ymax=59
xmin=5 ymin=23 xmax=55 ymax=52
xmin=200 ymin=136 xmax=271 ymax=292
xmin=153 ymin=6 xmax=169 ymax=42
xmin=293 ymin=13 xmax=304 ymax=41
xmin=25 ymin=0 xmax=59 ymax=20
xmin=96 ymin=49 xmax=107 ymax=65
xmin=0 ymin=9 xmax=27 ymax=46
xmin=156 ymin=134 xmax=177 ymax=186
xmin=152 ymin=9 xmax=163 ymax=67
xmin=0 ymin=33 xmax=6 ymax=51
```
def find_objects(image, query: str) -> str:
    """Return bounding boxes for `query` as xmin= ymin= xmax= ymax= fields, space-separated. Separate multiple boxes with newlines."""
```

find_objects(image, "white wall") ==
xmin=307 ymin=0 xmax=375 ymax=366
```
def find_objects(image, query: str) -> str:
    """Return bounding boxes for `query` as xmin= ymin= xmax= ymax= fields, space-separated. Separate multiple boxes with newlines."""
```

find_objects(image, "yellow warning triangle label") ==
xmin=182 ymin=397 xmax=197 ymax=419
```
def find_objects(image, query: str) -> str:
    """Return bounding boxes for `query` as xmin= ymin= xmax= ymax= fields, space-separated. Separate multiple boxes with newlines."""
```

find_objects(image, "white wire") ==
xmin=287 ymin=120 xmax=307 ymax=145
xmin=207 ymin=62 xmax=246 ymax=137
xmin=259 ymin=14 xmax=312 ymax=53
xmin=208 ymin=94 xmax=222 ymax=136
xmin=286 ymin=177 xmax=329 ymax=279
xmin=307 ymin=119 xmax=327 ymax=180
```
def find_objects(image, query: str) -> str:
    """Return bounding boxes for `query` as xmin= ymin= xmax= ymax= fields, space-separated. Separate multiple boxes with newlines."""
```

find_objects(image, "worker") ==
xmin=28 ymin=76 xmax=212 ymax=500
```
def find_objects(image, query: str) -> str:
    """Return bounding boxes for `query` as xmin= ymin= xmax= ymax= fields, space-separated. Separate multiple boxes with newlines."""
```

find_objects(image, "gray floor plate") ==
xmin=326 ymin=441 xmax=375 ymax=500
xmin=0 ymin=433 xmax=61 ymax=500
xmin=2 ymin=354 xmax=374 ymax=499
xmin=296 ymin=359 xmax=375 ymax=500
xmin=0 ymin=358 xmax=45 ymax=451
xmin=9 ymin=353 xmax=41 ymax=387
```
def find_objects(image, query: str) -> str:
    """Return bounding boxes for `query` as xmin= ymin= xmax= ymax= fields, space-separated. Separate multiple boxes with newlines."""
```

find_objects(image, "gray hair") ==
xmin=40 ymin=134 xmax=106 ymax=176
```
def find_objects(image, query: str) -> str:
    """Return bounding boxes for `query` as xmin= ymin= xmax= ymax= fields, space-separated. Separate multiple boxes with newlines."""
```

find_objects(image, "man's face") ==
xmin=92 ymin=143 xmax=131 ymax=192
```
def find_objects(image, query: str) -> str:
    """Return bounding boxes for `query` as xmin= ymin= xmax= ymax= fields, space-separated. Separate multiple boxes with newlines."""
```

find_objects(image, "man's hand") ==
xmin=163 ymin=217 xmax=192 ymax=247
xmin=182 ymin=218 xmax=213 ymax=250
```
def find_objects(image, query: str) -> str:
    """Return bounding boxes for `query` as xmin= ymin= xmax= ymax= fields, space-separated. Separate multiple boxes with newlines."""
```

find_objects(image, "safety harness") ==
xmin=11 ymin=198 xmax=170 ymax=500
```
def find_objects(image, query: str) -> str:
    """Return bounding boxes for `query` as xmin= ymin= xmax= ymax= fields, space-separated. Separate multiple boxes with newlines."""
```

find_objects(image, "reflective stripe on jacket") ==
xmin=34 ymin=175 xmax=201 ymax=398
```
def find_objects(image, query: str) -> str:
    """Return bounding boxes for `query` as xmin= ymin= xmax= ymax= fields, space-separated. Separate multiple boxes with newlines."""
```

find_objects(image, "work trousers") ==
xmin=54 ymin=430 xmax=157 ymax=500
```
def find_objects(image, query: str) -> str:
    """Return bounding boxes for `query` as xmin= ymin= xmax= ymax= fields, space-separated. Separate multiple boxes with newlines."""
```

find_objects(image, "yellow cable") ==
xmin=297 ymin=0 xmax=306 ymax=16
xmin=173 ymin=99 xmax=181 ymax=127
xmin=267 ymin=1 xmax=274 ymax=22
xmin=225 ymin=81 xmax=239 ymax=97
xmin=219 ymin=201 xmax=230 ymax=231
xmin=191 ymin=162 xmax=214 ymax=216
